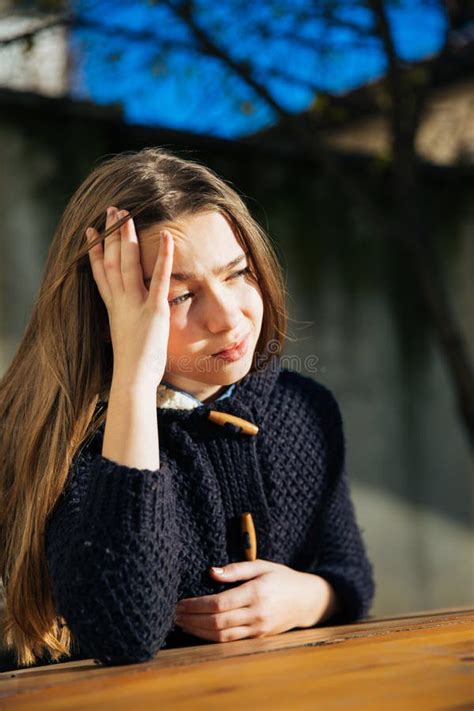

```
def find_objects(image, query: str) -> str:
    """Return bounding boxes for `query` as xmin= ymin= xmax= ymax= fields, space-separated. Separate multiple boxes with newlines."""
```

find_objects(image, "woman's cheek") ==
xmin=166 ymin=312 xmax=189 ymax=353
xmin=246 ymin=282 xmax=264 ymax=320
xmin=169 ymin=301 xmax=195 ymax=329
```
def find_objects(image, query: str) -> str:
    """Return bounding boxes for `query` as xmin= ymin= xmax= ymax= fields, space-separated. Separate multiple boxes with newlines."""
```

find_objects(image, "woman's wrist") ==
xmin=297 ymin=572 xmax=341 ymax=628
xmin=110 ymin=368 xmax=160 ymax=396
xmin=103 ymin=376 xmax=160 ymax=470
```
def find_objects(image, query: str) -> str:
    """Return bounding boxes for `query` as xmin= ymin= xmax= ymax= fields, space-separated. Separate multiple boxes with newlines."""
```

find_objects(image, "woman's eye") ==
xmin=169 ymin=292 xmax=193 ymax=306
xmin=228 ymin=267 xmax=250 ymax=280
xmin=168 ymin=268 xmax=251 ymax=307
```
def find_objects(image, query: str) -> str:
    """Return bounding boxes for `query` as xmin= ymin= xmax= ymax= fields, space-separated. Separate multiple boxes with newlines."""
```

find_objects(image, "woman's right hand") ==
xmin=86 ymin=206 xmax=174 ymax=390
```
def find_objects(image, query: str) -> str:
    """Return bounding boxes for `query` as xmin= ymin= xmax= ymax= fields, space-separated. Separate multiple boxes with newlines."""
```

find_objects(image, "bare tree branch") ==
xmin=0 ymin=16 xmax=64 ymax=46
xmin=161 ymin=0 xmax=294 ymax=121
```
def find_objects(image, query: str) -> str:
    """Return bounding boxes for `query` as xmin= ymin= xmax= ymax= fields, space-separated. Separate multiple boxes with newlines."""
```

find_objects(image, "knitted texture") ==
xmin=45 ymin=362 xmax=375 ymax=666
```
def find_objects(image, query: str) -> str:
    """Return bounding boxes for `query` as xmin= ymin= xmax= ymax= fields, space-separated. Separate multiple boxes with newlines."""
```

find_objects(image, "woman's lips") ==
xmin=213 ymin=334 xmax=250 ymax=361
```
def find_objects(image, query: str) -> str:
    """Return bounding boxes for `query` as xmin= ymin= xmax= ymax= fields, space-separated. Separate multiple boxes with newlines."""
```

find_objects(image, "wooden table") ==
xmin=0 ymin=607 xmax=472 ymax=710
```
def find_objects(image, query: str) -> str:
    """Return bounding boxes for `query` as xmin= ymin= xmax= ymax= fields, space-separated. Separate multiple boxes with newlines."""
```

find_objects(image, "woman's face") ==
xmin=139 ymin=210 xmax=264 ymax=402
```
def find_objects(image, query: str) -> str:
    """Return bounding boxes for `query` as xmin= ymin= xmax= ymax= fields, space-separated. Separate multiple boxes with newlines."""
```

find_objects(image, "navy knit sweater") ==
xmin=45 ymin=362 xmax=375 ymax=666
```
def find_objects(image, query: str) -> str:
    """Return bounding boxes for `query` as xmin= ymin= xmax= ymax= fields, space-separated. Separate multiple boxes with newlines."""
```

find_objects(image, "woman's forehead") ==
xmin=143 ymin=210 xmax=234 ymax=242
xmin=139 ymin=210 xmax=244 ymax=279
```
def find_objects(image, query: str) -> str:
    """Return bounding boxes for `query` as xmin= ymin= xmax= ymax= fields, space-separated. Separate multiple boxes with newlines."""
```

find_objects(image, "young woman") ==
xmin=0 ymin=147 xmax=375 ymax=669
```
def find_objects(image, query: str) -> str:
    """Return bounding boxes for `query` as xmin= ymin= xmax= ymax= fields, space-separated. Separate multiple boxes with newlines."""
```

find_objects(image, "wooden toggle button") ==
xmin=241 ymin=512 xmax=257 ymax=560
xmin=207 ymin=410 xmax=259 ymax=436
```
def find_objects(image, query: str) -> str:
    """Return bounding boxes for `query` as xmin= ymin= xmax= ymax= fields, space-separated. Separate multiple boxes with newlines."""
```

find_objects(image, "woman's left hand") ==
xmin=174 ymin=560 xmax=335 ymax=642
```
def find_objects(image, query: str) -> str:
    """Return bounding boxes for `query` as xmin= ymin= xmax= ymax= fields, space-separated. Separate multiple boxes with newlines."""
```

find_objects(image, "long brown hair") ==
xmin=0 ymin=147 xmax=288 ymax=667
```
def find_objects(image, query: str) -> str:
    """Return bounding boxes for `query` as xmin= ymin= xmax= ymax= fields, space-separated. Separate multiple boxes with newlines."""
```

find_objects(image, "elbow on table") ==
xmin=66 ymin=613 xmax=172 ymax=668
xmin=94 ymin=647 xmax=158 ymax=667
xmin=79 ymin=633 xmax=165 ymax=667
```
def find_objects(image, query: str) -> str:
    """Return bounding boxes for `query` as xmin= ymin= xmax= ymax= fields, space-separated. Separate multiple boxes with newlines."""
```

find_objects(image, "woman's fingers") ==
xmin=86 ymin=227 xmax=112 ymax=307
xmin=87 ymin=208 xmax=172 ymax=313
xmin=102 ymin=206 xmax=124 ymax=294
xmin=148 ymin=230 xmax=174 ymax=309
xmin=118 ymin=210 xmax=144 ymax=296
xmin=177 ymin=605 xmax=255 ymax=632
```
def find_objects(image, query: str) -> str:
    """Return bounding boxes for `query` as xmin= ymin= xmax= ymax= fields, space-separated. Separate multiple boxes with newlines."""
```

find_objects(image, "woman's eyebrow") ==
xmin=144 ymin=252 xmax=248 ymax=284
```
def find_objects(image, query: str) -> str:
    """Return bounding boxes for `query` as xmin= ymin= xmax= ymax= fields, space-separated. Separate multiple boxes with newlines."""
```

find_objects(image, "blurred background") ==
xmin=0 ymin=0 xmax=472 ymax=623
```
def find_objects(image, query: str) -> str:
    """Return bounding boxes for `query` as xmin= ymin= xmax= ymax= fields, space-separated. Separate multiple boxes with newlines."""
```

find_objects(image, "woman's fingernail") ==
xmin=211 ymin=567 xmax=224 ymax=575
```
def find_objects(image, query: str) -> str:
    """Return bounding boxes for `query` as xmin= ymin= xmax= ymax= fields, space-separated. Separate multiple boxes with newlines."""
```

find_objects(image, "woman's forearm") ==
xmin=102 ymin=375 xmax=159 ymax=470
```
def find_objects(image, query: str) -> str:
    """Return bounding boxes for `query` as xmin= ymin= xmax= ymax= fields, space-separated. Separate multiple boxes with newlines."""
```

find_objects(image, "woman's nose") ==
xmin=204 ymin=287 xmax=242 ymax=334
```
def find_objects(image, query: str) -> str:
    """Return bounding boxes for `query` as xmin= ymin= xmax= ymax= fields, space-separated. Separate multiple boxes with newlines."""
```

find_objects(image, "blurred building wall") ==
xmin=0 ymin=96 xmax=472 ymax=629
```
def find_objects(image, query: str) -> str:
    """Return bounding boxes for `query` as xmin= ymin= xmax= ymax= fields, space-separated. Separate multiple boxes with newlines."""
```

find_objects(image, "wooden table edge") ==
xmin=1 ymin=606 xmax=472 ymax=700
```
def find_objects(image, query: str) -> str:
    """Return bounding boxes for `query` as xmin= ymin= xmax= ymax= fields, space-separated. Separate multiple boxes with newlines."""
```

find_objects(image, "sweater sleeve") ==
xmin=45 ymin=436 xmax=181 ymax=666
xmin=307 ymin=389 xmax=376 ymax=626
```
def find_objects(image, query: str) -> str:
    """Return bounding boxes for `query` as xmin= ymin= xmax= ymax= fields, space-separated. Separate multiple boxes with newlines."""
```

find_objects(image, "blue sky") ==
xmin=69 ymin=0 xmax=447 ymax=139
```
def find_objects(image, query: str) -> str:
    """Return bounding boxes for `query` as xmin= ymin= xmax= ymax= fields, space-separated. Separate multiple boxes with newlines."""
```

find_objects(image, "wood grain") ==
xmin=1 ymin=607 xmax=472 ymax=711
